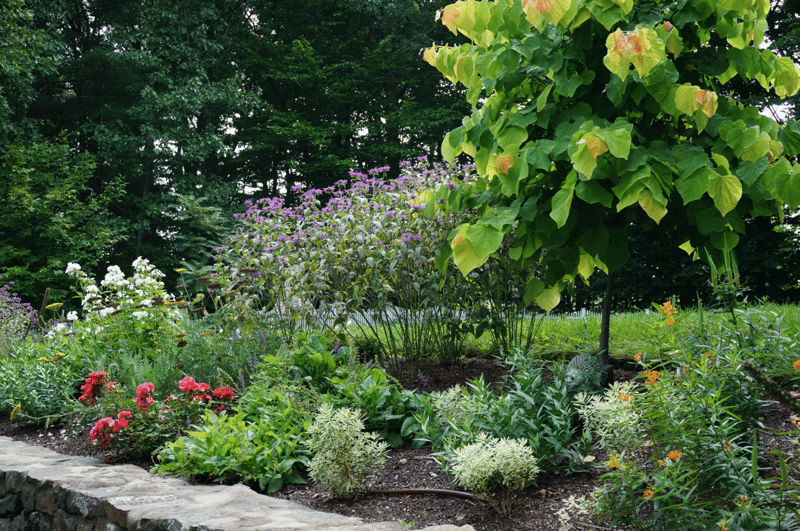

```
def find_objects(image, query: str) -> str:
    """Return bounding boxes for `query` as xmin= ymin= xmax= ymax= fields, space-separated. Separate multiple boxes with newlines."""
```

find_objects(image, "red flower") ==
xmin=115 ymin=411 xmax=132 ymax=431
xmin=79 ymin=371 xmax=109 ymax=406
xmin=90 ymin=417 xmax=115 ymax=448
xmin=212 ymin=387 xmax=235 ymax=400
xmin=178 ymin=376 xmax=198 ymax=392
xmin=135 ymin=382 xmax=155 ymax=411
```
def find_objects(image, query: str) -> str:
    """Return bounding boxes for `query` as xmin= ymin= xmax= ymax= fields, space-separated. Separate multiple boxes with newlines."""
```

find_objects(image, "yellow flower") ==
xmin=36 ymin=357 xmax=49 ymax=362
xmin=10 ymin=404 xmax=20 ymax=420
xmin=45 ymin=303 xmax=63 ymax=310
xmin=607 ymin=455 xmax=620 ymax=469
xmin=643 ymin=488 xmax=653 ymax=499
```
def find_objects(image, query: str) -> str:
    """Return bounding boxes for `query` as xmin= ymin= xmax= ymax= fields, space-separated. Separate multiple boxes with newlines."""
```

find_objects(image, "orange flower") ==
xmin=723 ymin=442 xmax=732 ymax=452
xmin=643 ymin=488 xmax=654 ymax=499
xmin=644 ymin=370 xmax=660 ymax=385
xmin=607 ymin=455 xmax=620 ymax=469
xmin=617 ymin=392 xmax=633 ymax=402
xmin=660 ymin=301 xmax=677 ymax=315
xmin=664 ymin=316 xmax=675 ymax=327
xmin=667 ymin=450 xmax=683 ymax=461
xmin=634 ymin=352 xmax=642 ymax=362
xmin=792 ymin=359 xmax=800 ymax=371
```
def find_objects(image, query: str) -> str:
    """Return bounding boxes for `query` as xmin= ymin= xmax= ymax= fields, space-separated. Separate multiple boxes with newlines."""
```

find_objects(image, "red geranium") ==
xmin=212 ymin=387 xmax=235 ymax=400
xmin=79 ymin=371 xmax=110 ymax=405
xmin=90 ymin=417 xmax=115 ymax=448
xmin=135 ymin=382 xmax=155 ymax=411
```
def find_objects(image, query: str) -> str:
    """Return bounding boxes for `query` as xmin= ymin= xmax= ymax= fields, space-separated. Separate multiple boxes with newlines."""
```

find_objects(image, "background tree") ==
xmin=424 ymin=0 xmax=800 ymax=374
xmin=0 ymin=0 xmax=125 ymax=305
xmin=1 ymin=0 xmax=470 ymax=307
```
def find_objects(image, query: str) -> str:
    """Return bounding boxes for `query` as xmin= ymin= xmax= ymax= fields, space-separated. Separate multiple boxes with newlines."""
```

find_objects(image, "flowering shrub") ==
xmin=84 ymin=374 xmax=235 ymax=457
xmin=59 ymin=258 xmax=189 ymax=352
xmin=213 ymin=160 xmax=479 ymax=379
xmin=78 ymin=371 xmax=113 ymax=406
xmin=0 ymin=276 xmax=36 ymax=354
xmin=567 ymin=303 xmax=799 ymax=529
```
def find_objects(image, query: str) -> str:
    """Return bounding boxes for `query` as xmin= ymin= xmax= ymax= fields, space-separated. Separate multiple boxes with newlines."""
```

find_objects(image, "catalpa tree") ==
xmin=422 ymin=0 xmax=800 ymax=364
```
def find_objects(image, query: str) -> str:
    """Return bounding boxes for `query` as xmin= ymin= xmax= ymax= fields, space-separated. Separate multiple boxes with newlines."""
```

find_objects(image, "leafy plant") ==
xmin=574 ymin=380 xmax=642 ymax=457
xmin=156 ymin=379 xmax=312 ymax=493
xmin=450 ymin=432 xmax=539 ymax=517
xmin=427 ymin=349 xmax=593 ymax=475
xmin=424 ymin=0 xmax=800 ymax=373
xmin=0 ymin=352 xmax=79 ymax=425
xmin=0 ymin=275 xmax=36 ymax=354
xmin=305 ymin=403 xmax=389 ymax=498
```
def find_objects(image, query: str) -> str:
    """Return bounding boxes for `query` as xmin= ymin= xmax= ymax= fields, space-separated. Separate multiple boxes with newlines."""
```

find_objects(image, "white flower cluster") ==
xmin=56 ymin=257 xmax=179 ymax=337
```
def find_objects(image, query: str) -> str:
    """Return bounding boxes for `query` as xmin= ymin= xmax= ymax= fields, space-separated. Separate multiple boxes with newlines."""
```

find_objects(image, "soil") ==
xmin=1 ymin=357 xmax=798 ymax=531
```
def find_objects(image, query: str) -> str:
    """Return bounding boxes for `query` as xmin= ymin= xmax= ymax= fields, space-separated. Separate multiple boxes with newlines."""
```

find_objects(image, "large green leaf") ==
xmin=576 ymin=180 xmax=613 ymax=208
xmin=550 ymin=172 xmax=578 ymax=228
xmin=676 ymin=166 xmax=712 ymax=204
xmin=774 ymin=163 xmax=800 ymax=209
xmin=707 ymin=171 xmax=742 ymax=217
xmin=638 ymin=188 xmax=667 ymax=223
xmin=465 ymin=222 xmax=505 ymax=260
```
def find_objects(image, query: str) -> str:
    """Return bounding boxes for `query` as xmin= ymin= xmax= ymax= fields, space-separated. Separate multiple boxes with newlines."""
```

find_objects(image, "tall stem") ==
xmin=598 ymin=271 xmax=614 ymax=385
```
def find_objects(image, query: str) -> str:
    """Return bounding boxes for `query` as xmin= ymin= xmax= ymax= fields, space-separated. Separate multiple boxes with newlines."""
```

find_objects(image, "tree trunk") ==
xmin=598 ymin=271 xmax=615 ymax=385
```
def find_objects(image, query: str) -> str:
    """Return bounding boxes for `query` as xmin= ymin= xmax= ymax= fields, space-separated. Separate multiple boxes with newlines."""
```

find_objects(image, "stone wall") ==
xmin=0 ymin=437 xmax=474 ymax=531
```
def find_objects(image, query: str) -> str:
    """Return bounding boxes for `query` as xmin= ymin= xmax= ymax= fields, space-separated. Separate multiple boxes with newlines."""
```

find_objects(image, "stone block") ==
xmin=10 ymin=513 xmax=25 ymax=531
xmin=0 ymin=494 xmax=21 ymax=519
xmin=4 ymin=472 xmax=23 ymax=495
xmin=34 ymin=488 xmax=55 ymax=516
xmin=52 ymin=509 xmax=84 ymax=531
xmin=27 ymin=511 xmax=52 ymax=531
xmin=20 ymin=483 xmax=36 ymax=513
xmin=66 ymin=492 xmax=104 ymax=518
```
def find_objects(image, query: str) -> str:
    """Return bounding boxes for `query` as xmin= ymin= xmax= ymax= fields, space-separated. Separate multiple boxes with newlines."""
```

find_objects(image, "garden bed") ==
xmin=2 ymin=356 xmax=797 ymax=531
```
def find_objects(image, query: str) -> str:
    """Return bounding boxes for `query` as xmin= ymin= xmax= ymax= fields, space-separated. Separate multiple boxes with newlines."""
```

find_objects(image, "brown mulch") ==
xmin=1 ymin=358 xmax=798 ymax=531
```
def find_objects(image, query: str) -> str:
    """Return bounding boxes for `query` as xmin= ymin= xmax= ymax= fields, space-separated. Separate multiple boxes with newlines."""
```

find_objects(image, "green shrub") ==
xmin=305 ymin=403 xmax=389 ymax=498
xmin=428 ymin=349 xmax=593 ymax=475
xmin=450 ymin=433 xmax=539 ymax=517
xmin=574 ymin=381 xmax=642 ymax=457
xmin=156 ymin=380 xmax=312 ymax=493
xmin=0 ymin=349 xmax=79 ymax=425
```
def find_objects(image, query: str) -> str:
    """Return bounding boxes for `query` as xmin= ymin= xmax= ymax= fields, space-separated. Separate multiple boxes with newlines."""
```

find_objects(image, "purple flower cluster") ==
xmin=0 ymin=276 xmax=37 ymax=341
xmin=217 ymin=159 xmax=478 ymax=291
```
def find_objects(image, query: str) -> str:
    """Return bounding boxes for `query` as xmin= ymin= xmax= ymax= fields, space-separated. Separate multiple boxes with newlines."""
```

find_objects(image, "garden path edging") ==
xmin=0 ymin=437 xmax=475 ymax=531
